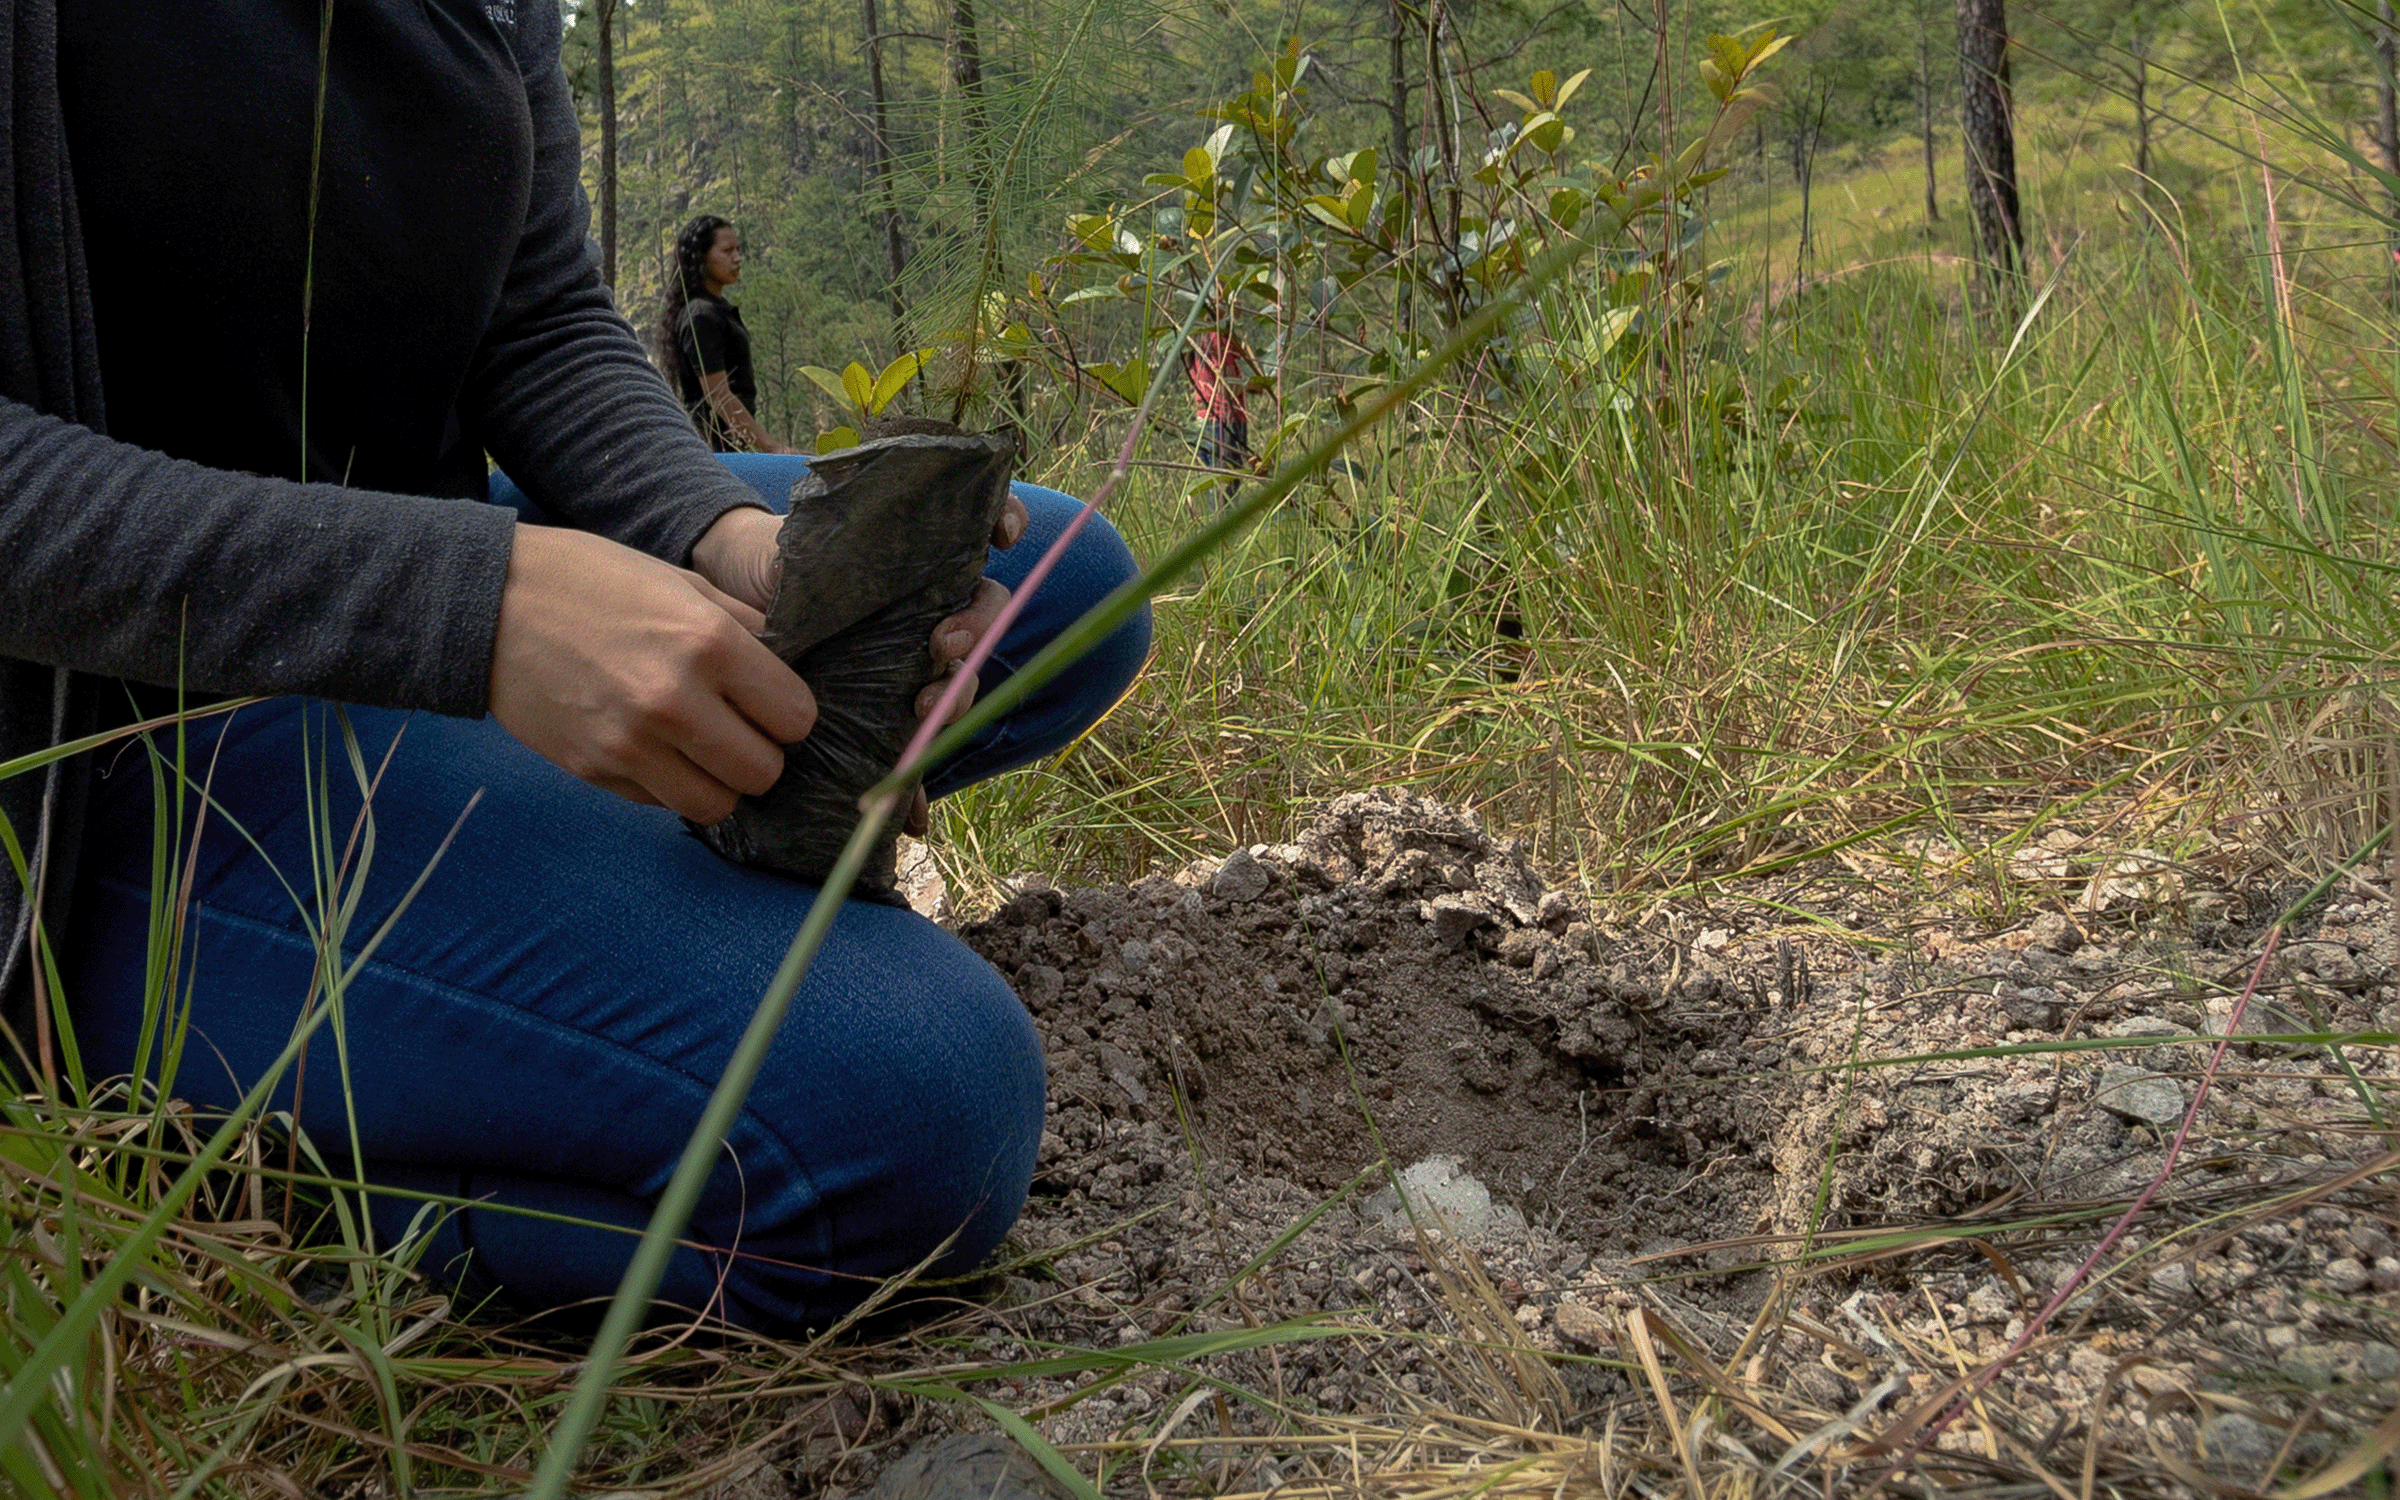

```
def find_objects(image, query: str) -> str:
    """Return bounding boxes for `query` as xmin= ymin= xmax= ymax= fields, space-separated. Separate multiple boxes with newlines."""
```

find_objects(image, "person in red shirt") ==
xmin=1185 ymin=330 xmax=1252 ymax=482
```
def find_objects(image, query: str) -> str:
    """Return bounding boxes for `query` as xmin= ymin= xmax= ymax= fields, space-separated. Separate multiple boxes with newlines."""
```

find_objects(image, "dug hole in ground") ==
xmin=777 ymin=787 xmax=2398 ymax=1499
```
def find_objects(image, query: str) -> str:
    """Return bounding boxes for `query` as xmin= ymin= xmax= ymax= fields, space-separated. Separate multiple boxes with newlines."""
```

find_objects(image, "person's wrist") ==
xmin=691 ymin=506 xmax=781 ymax=611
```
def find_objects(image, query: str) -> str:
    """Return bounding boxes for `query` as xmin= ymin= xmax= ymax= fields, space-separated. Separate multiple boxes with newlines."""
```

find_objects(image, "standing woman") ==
xmin=655 ymin=214 xmax=793 ymax=453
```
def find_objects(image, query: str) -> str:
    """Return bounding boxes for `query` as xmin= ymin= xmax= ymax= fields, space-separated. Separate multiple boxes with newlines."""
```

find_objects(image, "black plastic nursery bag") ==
xmin=692 ymin=431 xmax=1016 ymax=899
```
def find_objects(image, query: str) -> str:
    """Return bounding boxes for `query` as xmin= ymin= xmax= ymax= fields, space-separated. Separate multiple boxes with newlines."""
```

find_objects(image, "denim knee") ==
xmin=695 ymin=918 xmax=1047 ymax=1329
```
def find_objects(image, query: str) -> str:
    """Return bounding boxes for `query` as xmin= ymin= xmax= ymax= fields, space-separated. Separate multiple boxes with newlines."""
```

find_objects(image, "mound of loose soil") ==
xmin=961 ymin=789 xmax=1789 ymax=1260
xmin=898 ymin=789 xmax=2398 ymax=1478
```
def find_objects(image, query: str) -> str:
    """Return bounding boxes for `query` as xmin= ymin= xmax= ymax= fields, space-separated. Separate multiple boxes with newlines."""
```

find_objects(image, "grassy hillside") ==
xmin=930 ymin=48 xmax=2400 ymax=911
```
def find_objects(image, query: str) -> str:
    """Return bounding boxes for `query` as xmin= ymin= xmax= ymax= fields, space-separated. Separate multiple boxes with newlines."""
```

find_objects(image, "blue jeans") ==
xmin=64 ymin=456 xmax=1148 ymax=1333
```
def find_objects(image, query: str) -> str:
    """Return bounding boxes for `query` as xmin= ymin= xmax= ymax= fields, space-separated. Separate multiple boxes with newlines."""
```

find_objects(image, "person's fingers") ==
xmin=905 ymin=785 xmax=930 ymax=837
xmin=617 ymin=747 xmax=747 ymax=826
xmin=992 ymin=493 xmax=1030 ymax=549
xmin=490 ymin=526 xmax=816 ymax=825
xmin=614 ymin=613 xmax=812 ymax=803
xmin=682 ymin=567 xmax=769 ymax=634
xmin=915 ymin=663 xmax=980 ymax=724
xmin=930 ymin=577 xmax=1011 ymax=669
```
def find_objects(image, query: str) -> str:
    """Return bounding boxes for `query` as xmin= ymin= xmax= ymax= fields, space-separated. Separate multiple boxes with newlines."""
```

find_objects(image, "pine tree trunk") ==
xmin=950 ymin=0 xmax=989 ymax=209
xmin=863 ymin=0 xmax=907 ymax=333
xmin=2379 ymin=2 xmax=2399 ymax=225
xmin=1956 ymin=0 xmax=2023 ymax=296
xmin=598 ymin=0 xmax=619 ymax=290
xmin=2132 ymin=45 xmax=2151 ymax=190
xmin=1917 ymin=0 xmax=1939 ymax=225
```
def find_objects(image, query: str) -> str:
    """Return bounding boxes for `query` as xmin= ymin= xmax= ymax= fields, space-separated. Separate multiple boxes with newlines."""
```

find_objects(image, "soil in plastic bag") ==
xmin=692 ymin=428 xmax=1016 ymax=900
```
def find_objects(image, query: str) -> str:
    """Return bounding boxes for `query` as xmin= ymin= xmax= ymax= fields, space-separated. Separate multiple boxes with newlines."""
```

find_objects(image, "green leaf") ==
xmin=1344 ymin=181 xmax=1374 ymax=230
xmin=1303 ymin=196 xmax=1351 ymax=230
xmin=870 ymin=350 xmax=930 ymax=415
xmin=1491 ymin=87 xmax=1538 ymax=114
xmin=1083 ymin=358 xmax=1149 ymax=405
xmin=1554 ymin=67 xmax=1592 ymax=110
xmin=1530 ymin=68 xmax=1556 ymax=107
xmin=798 ymin=364 xmax=855 ymax=411
xmin=841 ymin=362 xmax=873 ymax=414
xmin=816 ymin=426 xmax=861 ymax=453
xmin=1182 ymin=145 xmax=1213 ymax=186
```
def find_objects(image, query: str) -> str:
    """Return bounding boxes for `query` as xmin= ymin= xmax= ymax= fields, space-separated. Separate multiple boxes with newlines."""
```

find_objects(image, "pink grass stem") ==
xmin=891 ymin=415 xmax=1151 ymax=779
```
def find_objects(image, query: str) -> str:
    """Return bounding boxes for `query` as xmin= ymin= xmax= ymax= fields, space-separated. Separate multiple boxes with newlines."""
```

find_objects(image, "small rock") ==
xmin=1422 ymin=893 xmax=1497 ymax=950
xmin=2027 ymin=910 xmax=2084 ymax=954
xmin=1119 ymin=938 xmax=1151 ymax=973
xmin=2093 ymin=1065 xmax=2186 ymax=1129
xmin=1966 ymin=1282 xmax=2014 ymax=1322
xmin=2148 ymin=1261 xmax=2192 ymax=1296
xmin=1364 ymin=1156 xmax=1505 ymax=1240
xmin=2200 ymin=1413 xmax=2279 ymax=1481
xmin=2279 ymin=1341 xmax=2344 ymax=1385
xmin=2361 ymin=1344 xmax=2400 ymax=1382
xmin=2372 ymin=1256 xmax=2400 ymax=1291
xmin=1209 ymin=847 xmax=1272 ymax=902
xmin=2324 ymin=1256 xmax=2370 ymax=1295
xmin=1552 ymin=1299 xmax=1612 ymax=1349
xmin=1537 ymin=889 xmax=1584 ymax=930
xmin=1496 ymin=928 xmax=1549 ymax=968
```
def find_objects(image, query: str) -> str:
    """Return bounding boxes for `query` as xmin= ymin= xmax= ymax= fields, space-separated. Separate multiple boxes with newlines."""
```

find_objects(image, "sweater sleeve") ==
xmin=460 ymin=2 xmax=766 ymax=563
xmin=0 ymin=400 xmax=514 ymax=716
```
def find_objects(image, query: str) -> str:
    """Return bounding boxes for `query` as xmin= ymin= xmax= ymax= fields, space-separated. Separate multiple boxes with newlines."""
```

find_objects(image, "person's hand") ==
xmin=759 ymin=437 xmax=800 ymax=455
xmin=688 ymin=488 xmax=1032 ymax=836
xmin=690 ymin=505 xmax=783 ymax=613
xmin=490 ymin=525 xmax=817 ymax=825
xmin=691 ymin=486 xmax=1029 ymax=615
xmin=903 ymin=574 xmax=1015 ymax=835
xmin=992 ymin=491 xmax=1029 ymax=551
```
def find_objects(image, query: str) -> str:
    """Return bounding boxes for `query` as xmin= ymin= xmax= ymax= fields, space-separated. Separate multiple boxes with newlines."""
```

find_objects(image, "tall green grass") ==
xmin=933 ymin=48 xmax=2400 ymax=908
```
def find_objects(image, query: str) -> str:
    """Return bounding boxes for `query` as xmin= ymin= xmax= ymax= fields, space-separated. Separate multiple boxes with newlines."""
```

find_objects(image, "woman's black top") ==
xmin=670 ymin=293 xmax=758 ymax=452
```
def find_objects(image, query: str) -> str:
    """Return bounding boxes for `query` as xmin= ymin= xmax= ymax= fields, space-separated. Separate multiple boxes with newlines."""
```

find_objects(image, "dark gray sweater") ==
xmin=0 ymin=0 xmax=765 ymax=1017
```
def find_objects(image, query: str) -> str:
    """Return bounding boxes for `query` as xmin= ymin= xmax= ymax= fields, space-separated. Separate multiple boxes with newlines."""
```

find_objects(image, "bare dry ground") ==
xmin=708 ymin=789 xmax=2399 ymax=1500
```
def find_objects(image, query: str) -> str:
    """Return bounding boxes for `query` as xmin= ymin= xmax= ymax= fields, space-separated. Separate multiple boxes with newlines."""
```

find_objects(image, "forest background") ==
xmin=557 ymin=0 xmax=2400 ymax=897
xmin=9 ymin=4 xmax=2400 ymax=1495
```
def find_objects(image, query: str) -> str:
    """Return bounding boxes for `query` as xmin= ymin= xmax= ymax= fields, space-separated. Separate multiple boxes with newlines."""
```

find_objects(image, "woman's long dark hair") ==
xmin=650 ymin=213 xmax=733 ymax=375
